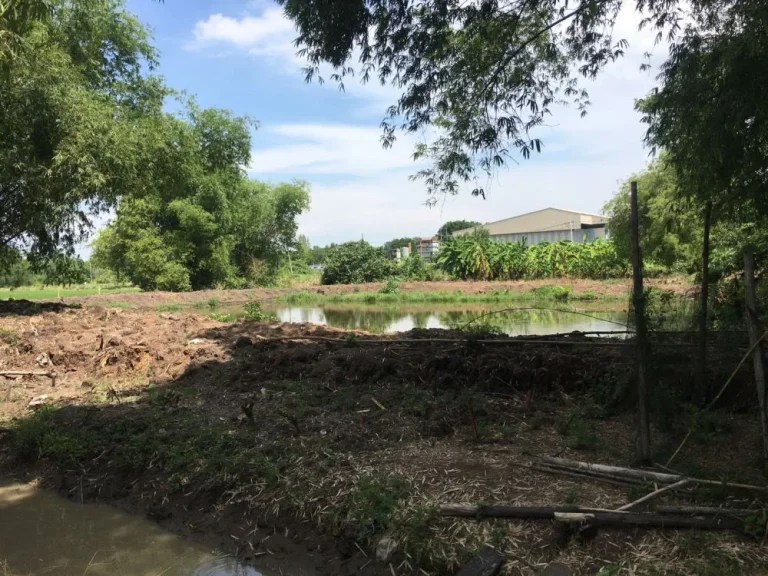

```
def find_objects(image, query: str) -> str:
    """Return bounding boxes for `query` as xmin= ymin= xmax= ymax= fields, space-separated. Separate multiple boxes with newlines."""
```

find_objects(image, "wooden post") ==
xmin=743 ymin=250 xmax=768 ymax=470
xmin=630 ymin=181 xmax=651 ymax=463
xmin=696 ymin=201 xmax=713 ymax=405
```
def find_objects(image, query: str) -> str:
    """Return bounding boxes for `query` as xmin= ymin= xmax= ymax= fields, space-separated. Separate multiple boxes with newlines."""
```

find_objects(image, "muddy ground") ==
xmin=1 ymin=301 xmax=767 ymax=575
xmin=46 ymin=277 xmax=692 ymax=308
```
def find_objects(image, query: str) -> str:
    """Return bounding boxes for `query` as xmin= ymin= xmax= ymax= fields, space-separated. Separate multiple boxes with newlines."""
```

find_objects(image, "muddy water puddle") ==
xmin=0 ymin=483 xmax=261 ymax=576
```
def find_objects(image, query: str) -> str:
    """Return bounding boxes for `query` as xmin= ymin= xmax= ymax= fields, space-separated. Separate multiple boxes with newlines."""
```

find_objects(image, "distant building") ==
xmin=452 ymin=207 xmax=606 ymax=245
xmin=416 ymin=237 xmax=440 ymax=261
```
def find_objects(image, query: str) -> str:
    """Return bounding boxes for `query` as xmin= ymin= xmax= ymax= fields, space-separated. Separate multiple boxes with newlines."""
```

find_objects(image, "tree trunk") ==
xmin=743 ymin=250 xmax=768 ymax=471
xmin=696 ymin=201 xmax=712 ymax=405
xmin=630 ymin=181 xmax=651 ymax=462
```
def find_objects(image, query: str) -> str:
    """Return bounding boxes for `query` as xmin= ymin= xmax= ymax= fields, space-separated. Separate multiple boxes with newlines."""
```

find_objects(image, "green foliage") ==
xmin=207 ymin=297 xmax=219 ymax=310
xmin=437 ymin=220 xmax=482 ymax=239
xmin=530 ymin=285 xmax=571 ymax=302
xmin=242 ymin=300 xmax=273 ymax=321
xmin=321 ymin=241 xmax=395 ymax=285
xmin=398 ymin=255 xmax=438 ymax=281
xmin=1 ymin=0 xmax=162 ymax=258
xmin=0 ymin=328 xmax=19 ymax=346
xmin=437 ymin=235 xmax=626 ymax=280
xmin=603 ymin=154 xmax=701 ymax=271
xmin=379 ymin=278 xmax=400 ymax=294
xmin=346 ymin=475 xmax=410 ymax=544
xmin=382 ymin=237 xmax=420 ymax=256
xmin=154 ymin=303 xmax=182 ymax=312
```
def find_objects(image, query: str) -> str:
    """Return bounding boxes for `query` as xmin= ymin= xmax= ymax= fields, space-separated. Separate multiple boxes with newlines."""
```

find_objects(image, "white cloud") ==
xmin=192 ymin=1 xmax=666 ymax=247
xmin=189 ymin=8 xmax=297 ymax=61
xmin=250 ymin=124 xmax=423 ymax=175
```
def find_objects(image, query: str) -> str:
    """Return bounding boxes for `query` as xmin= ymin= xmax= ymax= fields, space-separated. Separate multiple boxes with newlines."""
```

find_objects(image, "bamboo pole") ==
xmin=744 ymin=251 xmax=768 ymax=471
xmin=630 ymin=181 xmax=651 ymax=462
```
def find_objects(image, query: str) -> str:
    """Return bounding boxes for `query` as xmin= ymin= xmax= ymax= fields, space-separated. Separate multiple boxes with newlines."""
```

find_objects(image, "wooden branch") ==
xmin=552 ymin=511 xmax=739 ymax=530
xmin=532 ymin=463 xmax=641 ymax=487
xmin=0 ymin=370 xmax=57 ymax=386
xmin=541 ymin=457 xmax=680 ymax=484
xmin=540 ymin=456 xmax=768 ymax=493
xmin=615 ymin=479 xmax=689 ymax=511
xmin=440 ymin=504 xmax=743 ymax=530
xmin=654 ymin=505 xmax=754 ymax=517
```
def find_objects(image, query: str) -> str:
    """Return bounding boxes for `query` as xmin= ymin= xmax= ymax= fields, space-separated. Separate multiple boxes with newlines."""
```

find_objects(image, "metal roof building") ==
xmin=453 ymin=207 xmax=607 ymax=245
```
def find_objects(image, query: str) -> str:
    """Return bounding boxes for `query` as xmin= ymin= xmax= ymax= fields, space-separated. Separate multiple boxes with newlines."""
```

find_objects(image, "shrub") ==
xmin=321 ymin=241 xmax=395 ymax=285
xmin=243 ymin=300 xmax=273 ymax=321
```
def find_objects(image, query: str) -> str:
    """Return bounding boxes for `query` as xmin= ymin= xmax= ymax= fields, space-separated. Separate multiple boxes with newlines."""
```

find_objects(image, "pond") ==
xmin=254 ymin=304 xmax=630 ymax=335
xmin=0 ymin=483 xmax=263 ymax=576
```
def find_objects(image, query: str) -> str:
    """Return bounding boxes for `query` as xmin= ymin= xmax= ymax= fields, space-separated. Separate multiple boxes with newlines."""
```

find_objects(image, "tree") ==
xmin=437 ymin=221 xmax=482 ymax=239
xmin=278 ymin=0 xmax=729 ymax=202
xmin=0 ymin=0 xmax=165 ymax=260
xmin=382 ymin=237 xmax=420 ymax=255
xmin=91 ymin=104 xmax=311 ymax=291
xmin=603 ymin=155 xmax=701 ymax=270
xmin=321 ymin=241 xmax=394 ymax=285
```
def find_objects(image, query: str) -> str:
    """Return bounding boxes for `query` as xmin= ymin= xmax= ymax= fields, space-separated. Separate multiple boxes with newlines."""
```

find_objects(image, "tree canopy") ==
xmin=0 ymin=0 xmax=164 ymax=260
xmin=277 ymin=0 xmax=739 ymax=202
xmin=603 ymin=155 xmax=701 ymax=270
xmin=437 ymin=221 xmax=482 ymax=239
xmin=91 ymin=104 xmax=310 ymax=291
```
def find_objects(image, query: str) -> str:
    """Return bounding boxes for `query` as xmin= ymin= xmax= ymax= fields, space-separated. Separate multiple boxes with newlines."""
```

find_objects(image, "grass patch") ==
xmin=276 ymin=286 xmax=618 ymax=305
xmin=0 ymin=284 xmax=139 ymax=301
xmin=154 ymin=303 xmax=183 ymax=312
xmin=103 ymin=300 xmax=134 ymax=309
xmin=346 ymin=475 xmax=411 ymax=544
xmin=0 ymin=328 xmax=19 ymax=346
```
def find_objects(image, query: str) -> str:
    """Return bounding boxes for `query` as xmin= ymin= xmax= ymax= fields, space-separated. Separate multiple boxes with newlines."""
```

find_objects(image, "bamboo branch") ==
xmin=540 ymin=456 xmax=768 ymax=493
xmin=615 ymin=479 xmax=689 ymax=511
xmin=0 ymin=370 xmax=57 ymax=386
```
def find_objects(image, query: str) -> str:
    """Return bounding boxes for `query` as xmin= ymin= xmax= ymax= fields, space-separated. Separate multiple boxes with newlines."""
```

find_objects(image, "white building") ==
xmin=453 ymin=207 xmax=607 ymax=245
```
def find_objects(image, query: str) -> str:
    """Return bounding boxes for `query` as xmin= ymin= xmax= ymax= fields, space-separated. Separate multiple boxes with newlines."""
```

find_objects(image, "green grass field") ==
xmin=0 ymin=284 xmax=139 ymax=301
xmin=276 ymin=285 xmax=616 ymax=305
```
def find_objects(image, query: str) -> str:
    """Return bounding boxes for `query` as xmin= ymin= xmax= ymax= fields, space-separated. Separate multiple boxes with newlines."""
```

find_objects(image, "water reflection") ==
xmin=0 ymin=483 xmax=261 ymax=576
xmin=266 ymin=304 xmax=628 ymax=335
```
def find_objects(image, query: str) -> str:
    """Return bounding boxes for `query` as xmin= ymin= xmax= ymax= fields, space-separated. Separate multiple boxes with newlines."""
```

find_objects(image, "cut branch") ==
xmin=615 ymin=479 xmax=689 ymax=511
xmin=440 ymin=504 xmax=743 ymax=530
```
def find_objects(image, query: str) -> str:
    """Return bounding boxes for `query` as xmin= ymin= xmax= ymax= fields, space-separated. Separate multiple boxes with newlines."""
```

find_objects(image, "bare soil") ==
xmin=1 ymin=301 xmax=766 ymax=576
xmin=49 ymin=277 xmax=692 ymax=308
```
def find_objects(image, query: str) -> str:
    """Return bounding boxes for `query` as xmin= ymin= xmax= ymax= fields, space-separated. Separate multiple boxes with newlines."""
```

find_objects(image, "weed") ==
xmin=597 ymin=566 xmax=621 ymax=576
xmin=569 ymin=419 xmax=598 ymax=450
xmin=209 ymin=312 xmax=237 ymax=322
xmin=0 ymin=328 xmax=19 ymax=346
xmin=154 ymin=303 xmax=182 ymax=312
xmin=243 ymin=300 xmax=274 ymax=321
xmin=347 ymin=475 xmax=410 ymax=544
xmin=531 ymin=285 xmax=572 ymax=301
xmin=207 ymin=297 xmax=219 ymax=310
xmin=345 ymin=333 xmax=358 ymax=347
xmin=564 ymin=486 xmax=580 ymax=505
xmin=379 ymin=278 xmax=400 ymax=294
xmin=104 ymin=300 xmax=133 ymax=309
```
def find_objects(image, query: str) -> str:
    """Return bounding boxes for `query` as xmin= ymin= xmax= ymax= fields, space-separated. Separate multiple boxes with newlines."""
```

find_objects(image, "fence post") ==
xmin=743 ymin=250 xmax=768 ymax=470
xmin=630 ymin=181 xmax=651 ymax=463
xmin=696 ymin=201 xmax=712 ymax=404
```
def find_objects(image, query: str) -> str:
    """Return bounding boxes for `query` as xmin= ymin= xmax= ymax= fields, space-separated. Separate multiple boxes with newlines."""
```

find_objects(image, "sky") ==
xmin=117 ymin=0 xmax=668 ymax=248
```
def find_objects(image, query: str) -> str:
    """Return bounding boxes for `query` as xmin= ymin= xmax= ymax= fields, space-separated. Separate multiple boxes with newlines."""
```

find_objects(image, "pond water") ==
xmin=0 ymin=483 xmax=262 ymax=576
xmin=257 ymin=304 xmax=630 ymax=335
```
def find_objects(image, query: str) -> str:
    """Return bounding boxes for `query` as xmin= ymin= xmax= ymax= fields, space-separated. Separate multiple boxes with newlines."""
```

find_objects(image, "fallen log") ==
xmin=654 ymin=505 xmax=755 ymax=517
xmin=439 ymin=504 xmax=743 ymax=530
xmin=552 ymin=511 xmax=741 ymax=530
xmin=540 ymin=456 xmax=768 ymax=494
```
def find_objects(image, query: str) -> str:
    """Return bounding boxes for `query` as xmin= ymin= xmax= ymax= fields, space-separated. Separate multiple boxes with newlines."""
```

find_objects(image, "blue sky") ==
xmin=121 ymin=0 xmax=667 ymax=248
